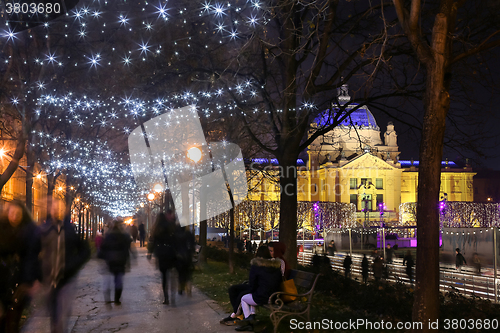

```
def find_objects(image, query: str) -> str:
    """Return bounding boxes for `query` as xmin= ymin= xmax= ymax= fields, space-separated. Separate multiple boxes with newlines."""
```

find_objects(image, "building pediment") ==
xmin=339 ymin=152 xmax=399 ymax=170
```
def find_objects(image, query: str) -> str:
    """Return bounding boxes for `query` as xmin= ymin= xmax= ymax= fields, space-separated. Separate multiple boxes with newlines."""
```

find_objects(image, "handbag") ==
xmin=280 ymin=278 xmax=298 ymax=302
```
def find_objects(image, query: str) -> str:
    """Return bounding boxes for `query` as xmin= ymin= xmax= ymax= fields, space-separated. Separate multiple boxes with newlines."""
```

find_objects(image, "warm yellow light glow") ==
xmin=147 ymin=193 xmax=155 ymax=201
xmin=0 ymin=148 xmax=5 ymax=157
xmin=187 ymin=146 xmax=202 ymax=163
xmin=36 ymin=174 xmax=42 ymax=179
xmin=58 ymin=186 xmax=63 ymax=191
xmin=70 ymin=186 xmax=74 ymax=190
xmin=140 ymin=202 xmax=144 ymax=208
xmin=125 ymin=218 xmax=132 ymax=224
xmin=153 ymin=183 xmax=163 ymax=193
xmin=76 ymin=198 xmax=80 ymax=202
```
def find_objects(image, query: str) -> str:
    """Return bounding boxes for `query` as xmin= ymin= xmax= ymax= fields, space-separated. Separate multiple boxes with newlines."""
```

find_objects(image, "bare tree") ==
xmin=392 ymin=0 xmax=500 ymax=329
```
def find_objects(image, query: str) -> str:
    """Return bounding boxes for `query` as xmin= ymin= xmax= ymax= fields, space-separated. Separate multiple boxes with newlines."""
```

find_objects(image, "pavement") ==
xmin=22 ymin=245 xmax=236 ymax=333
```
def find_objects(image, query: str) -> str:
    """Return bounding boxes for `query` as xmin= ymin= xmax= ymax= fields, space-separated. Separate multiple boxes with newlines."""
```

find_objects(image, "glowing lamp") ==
xmin=153 ymin=183 xmax=163 ymax=193
xmin=187 ymin=146 xmax=202 ymax=163
xmin=147 ymin=193 xmax=155 ymax=201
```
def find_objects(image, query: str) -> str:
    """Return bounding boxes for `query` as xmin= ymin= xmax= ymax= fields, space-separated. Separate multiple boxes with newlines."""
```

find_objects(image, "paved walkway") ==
xmin=22 ymin=246 xmax=234 ymax=333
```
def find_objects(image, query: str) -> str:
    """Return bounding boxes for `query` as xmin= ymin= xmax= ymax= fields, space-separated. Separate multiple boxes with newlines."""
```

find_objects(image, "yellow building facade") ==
xmin=247 ymin=85 xmax=475 ymax=226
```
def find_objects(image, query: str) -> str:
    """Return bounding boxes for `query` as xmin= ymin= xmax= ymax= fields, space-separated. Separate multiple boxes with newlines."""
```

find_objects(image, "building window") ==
xmin=350 ymin=178 xmax=357 ymax=189
xmin=361 ymin=194 xmax=372 ymax=211
xmin=361 ymin=178 xmax=372 ymax=186
xmin=376 ymin=194 xmax=384 ymax=208
xmin=376 ymin=178 xmax=383 ymax=189
xmin=350 ymin=194 xmax=357 ymax=206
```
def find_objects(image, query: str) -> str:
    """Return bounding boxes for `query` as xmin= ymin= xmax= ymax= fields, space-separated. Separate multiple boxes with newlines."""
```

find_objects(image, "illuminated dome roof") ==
xmin=314 ymin=84 xmax=379 ymax=130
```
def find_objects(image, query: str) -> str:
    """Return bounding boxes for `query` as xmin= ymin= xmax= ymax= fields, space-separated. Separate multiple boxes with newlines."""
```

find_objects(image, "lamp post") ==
xmin=187 ymin=146 xmax=202 ymax=234
xmin=147 ymin=192 xmax=155 ymax=237
xmin=362 ymin=194 xmax=369 ymax=250
xmin=379 ymin=202 xmax=386 ymax=258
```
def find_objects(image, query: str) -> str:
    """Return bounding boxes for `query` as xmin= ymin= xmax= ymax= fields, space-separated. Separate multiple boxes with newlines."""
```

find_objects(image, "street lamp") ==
xmin=379 ymin=202 xmax=386 ymax=258
xmin=153 ymin=183 xmax=164 ymax=212
xmin=187 ymin=146 xmax=202 ymax=233
xmin=147 ymin=192 xmax=155 ymax=236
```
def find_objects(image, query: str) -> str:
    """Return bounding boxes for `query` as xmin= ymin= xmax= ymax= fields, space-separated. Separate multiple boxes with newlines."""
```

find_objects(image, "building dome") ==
xmin=314 ymin=83 xmax=378 ymax=129
xmin=314 ymin=105 xmax=379 ymax=129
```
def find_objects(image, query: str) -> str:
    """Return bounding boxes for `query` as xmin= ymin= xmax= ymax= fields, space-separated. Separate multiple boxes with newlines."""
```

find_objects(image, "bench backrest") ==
xmin=289 ymin=269 xmax=317 ymax=290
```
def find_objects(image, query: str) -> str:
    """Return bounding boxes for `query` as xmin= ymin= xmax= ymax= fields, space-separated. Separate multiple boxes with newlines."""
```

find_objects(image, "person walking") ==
xmin=327 ymin=240 xmax=337 ymax=256
xmin=403 ymin=250 xmax=414 ymax=285
xmin=148 ymin=211 xmax=177 ymax=305
xmin=361 ymin=254 xmax=369 ymax=284
xmin=0 ymin=201 xmax=41 ymax=333
xmin=138 ymin=222 xmax=146 ymax=247
xmin=372 ymin=256 xmax=384 ymax=282
xmin=343 ymin=255 xmax=352 ymax=279
xmin=99 ymin=221 xmax=133 ymax=305
xmin=40 ymin=200 xmax=90 ymax=333
xmin=130 ymin=223 xmax=138 ymax=243
xmin=455 ymin=248 xmax=467 ymax=272
xmin=175 ymin=225 xmax=195 ymax=296
xmin=473 ymin=253 xmax=481 ymax=275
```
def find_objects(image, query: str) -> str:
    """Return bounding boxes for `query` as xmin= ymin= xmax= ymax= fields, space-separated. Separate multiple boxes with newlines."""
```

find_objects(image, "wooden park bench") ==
xmin=263 ymin=270 xmax=321 ymax=333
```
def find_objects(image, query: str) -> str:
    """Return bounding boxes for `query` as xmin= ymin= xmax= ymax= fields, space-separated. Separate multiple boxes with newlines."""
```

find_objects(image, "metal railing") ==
xmin=298 ymin=251 xmax=500 ymax=302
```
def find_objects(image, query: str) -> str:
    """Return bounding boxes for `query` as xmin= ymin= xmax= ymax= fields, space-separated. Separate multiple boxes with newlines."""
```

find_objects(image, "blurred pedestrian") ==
xmin=138 ymin=222 xmax=146 ymax=247
xmin=99 ymin=221 xmax=133 ymax=305
xmin=130 ymin=223 xmax=138 ymax=243
xmin=175 ymin=225 xmax=195 ymax=296
xmin=473 ymin=253 xmax=481 ymax=275
xmin=385 ymin=244 xmax=393 ymax=264
xmin=343 ymin=255 xmax=352 ymax=279
xmin=327 ymin=240 xmax=336 ymax=256
xmin=148 ymin=211 xmax=177 ymax=305
xmin=361 ymin=254 xmax=369 ymax=284
xmin=372 ymin=256 xmax=383 ymax=282
xmin=455 ymin=248 xmax=467 ymax=272
xmin=0 ymin=201 xmax=41 ymax=333
xmin=40 ymin=200 xmax=90 ymax=333
xmin=403 ymin=250 xmax=414 ymax=285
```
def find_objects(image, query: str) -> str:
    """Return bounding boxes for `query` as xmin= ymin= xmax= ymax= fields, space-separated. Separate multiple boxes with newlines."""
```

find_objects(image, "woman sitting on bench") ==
xmin=235 ymin=246 xmax=282 ymax=332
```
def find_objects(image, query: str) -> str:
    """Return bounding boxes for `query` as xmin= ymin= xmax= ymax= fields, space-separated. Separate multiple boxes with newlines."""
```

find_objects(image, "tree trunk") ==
xmin=278 ymin=157 xmax=298 ymax=268
xmin=25 ymin=145 xmax=35 ymax=214
xmin=199 ymin=220 xmax=207 ymax=263
xmin=412 ymin=13 xmax=451 ymax=331
xmin=0 ymin=134 xmax=26 ymax=194
xmin=228 ymin=208 xmax=235 ymax=274
xmin=46 ymin=173 xmax=55 ymax=217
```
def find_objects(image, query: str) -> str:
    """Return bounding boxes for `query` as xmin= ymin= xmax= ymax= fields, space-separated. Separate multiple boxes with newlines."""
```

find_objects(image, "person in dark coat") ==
xmin=0 ymin=201 xmax=41 ymax=333
xmin=455 ymin=248 xmax=467 ymax=272
xmin=236 ymin=246 xmax=282 ymax=332
xmin=130 ymin=223 xmax=138 ymax=243
xmin=99 ymin=221 xmax=132 ymax=305
xmin=403 ymin=250 xmax=414 ymax=285
xmin=372 ymin=256 xmax=384 ymax=282
xmin=138 ymin=222 xmax=146 ymax=247
xmin=148 ymin=211 xmax=177 ymax=305
xmin=327 ymin=240 xmax=337 ymax=256
xmin=361 ymin=254 xmax=369 ymax=284
xmin=343 ymin=255 xmax=352 ymax=279
xmin=175 ymin=225 xmax=195 ymax=296
xmin=385 ymin=244 xmax=393 ymax=264
xmin=40 ymin=201 xmax=90 ymax=333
